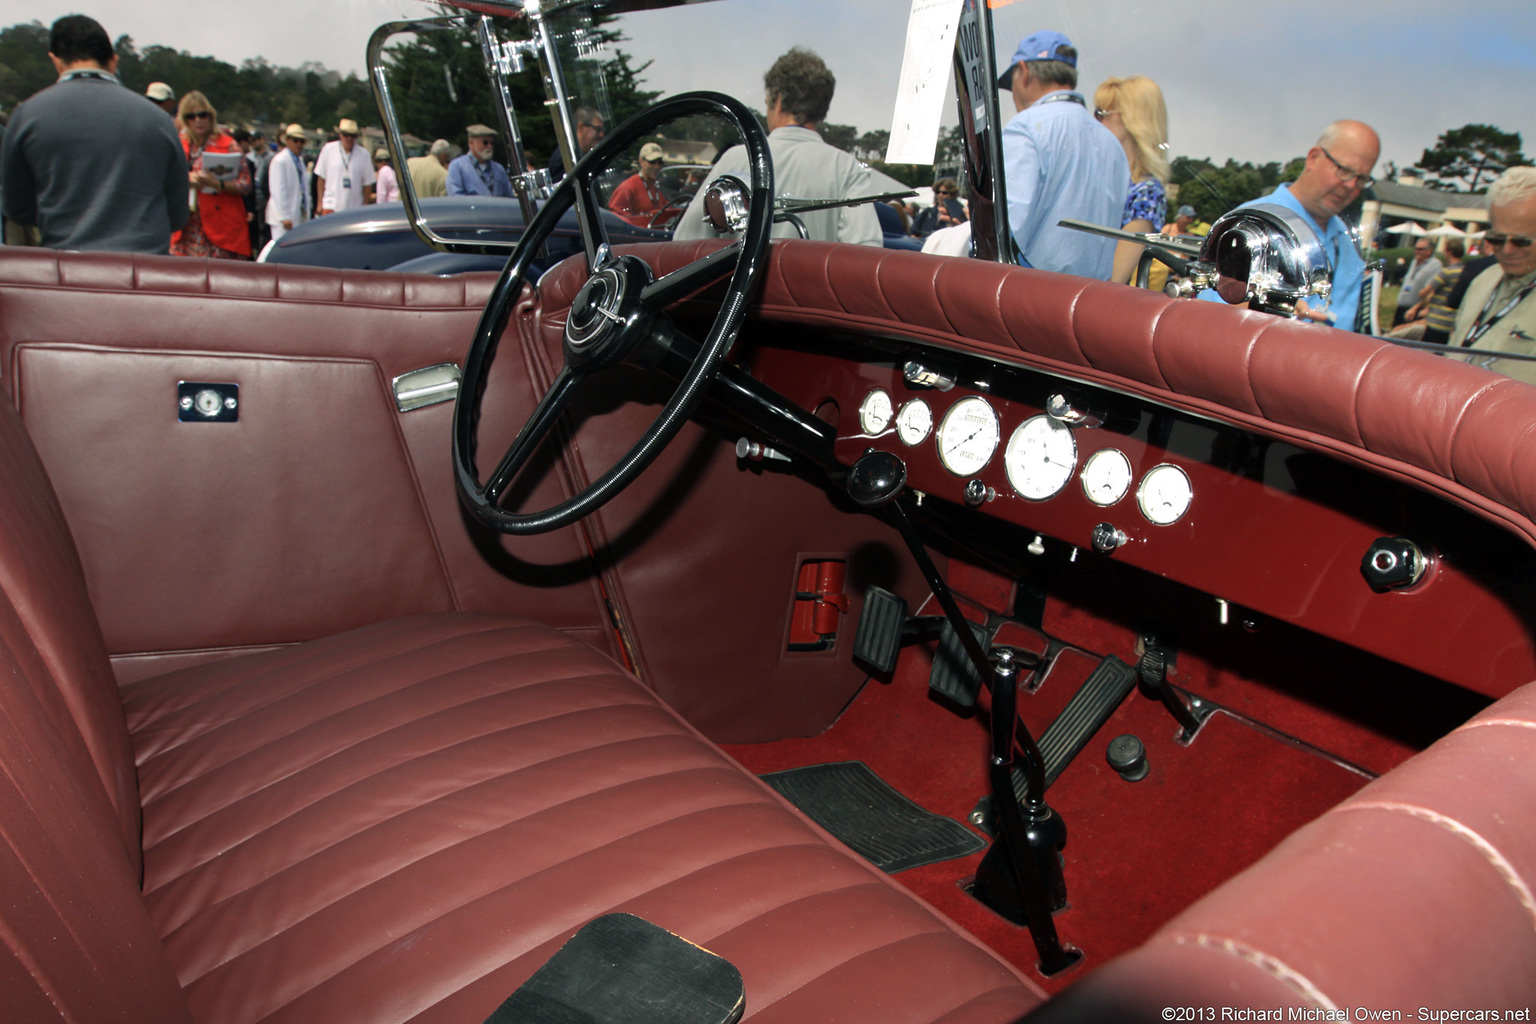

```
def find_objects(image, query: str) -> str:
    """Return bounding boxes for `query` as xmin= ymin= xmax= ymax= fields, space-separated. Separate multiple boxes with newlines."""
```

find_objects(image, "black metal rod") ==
xmin=990 ymin=650 xmax=1079 ymax=976
xmin=885 ymin=496 xmax=1049 ymax=806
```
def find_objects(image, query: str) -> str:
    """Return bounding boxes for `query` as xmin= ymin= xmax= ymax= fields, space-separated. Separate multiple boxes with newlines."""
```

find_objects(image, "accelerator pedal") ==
xmin=1011 ymin=654 xmax=1138 ymax=804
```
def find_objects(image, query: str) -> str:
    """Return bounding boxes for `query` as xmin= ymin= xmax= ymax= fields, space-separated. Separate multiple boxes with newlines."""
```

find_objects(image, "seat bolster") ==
xmin=126 ymin=612 xmax=1042 ymax=1024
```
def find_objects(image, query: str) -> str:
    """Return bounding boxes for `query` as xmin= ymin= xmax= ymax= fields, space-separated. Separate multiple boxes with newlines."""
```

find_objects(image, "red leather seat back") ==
xmin=0 ymin=401 xmax=189 ymax=1019
xmin=0 ymin=394 xmax=141 ymax=870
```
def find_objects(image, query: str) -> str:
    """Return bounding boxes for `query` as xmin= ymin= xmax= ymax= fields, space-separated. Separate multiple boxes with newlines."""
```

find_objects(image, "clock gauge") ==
xmin=859 ymin=388 xmax=894 ymax=435
xmin=1004 ymin=414 xmax=1078 ymax=500
xmin=936 ymin=397 xmax=1000 ymax=476
xmin=1137 ymin=464 xmax=1194 ymax=525
xmin=1081 ymin=448 xmax=1133 ymax=506
xmin=895 ymin=399 xmax=933 ymax=446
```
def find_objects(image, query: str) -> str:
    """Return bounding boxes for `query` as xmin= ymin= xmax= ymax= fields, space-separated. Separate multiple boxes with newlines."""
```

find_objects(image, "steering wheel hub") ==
xmin=564 ymin=255 xmax=653 ymax=371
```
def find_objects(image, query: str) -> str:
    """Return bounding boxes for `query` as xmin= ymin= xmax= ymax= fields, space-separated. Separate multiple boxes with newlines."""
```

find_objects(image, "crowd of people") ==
xmin=3 ymin=15 xmax=1533 ymax=384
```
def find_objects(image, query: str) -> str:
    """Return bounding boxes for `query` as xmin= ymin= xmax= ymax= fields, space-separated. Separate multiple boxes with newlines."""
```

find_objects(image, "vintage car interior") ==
xmin=2 ymin=2 xmax=1535 ymax=1022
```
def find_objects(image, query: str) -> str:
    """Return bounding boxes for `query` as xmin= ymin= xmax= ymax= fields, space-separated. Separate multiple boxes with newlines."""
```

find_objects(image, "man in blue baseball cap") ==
xmin=996 ymin=30 xmax=1129 ymax=279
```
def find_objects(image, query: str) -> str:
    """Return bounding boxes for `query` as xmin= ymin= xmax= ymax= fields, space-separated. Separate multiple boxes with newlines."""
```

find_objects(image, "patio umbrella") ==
xmin=1424 ymin=224 xmax=1467 ymax=237
xmin=1384 ymin=222 xmax=1428 ymax=236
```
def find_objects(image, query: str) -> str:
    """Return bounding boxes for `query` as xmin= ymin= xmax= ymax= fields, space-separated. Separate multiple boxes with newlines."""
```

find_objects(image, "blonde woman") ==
xmin=170 ymin=91 xmax=252 ymax=259
xmin=1093 ymin=75 xmax=1169 ymax=285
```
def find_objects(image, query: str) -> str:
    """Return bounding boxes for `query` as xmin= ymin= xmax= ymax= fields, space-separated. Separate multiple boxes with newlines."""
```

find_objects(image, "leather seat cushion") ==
xmin=123 ymin=612 xmax=1041 ymax=1024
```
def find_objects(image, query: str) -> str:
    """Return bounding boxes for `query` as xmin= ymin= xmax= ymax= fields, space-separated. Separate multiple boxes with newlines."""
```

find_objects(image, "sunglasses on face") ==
xmin=1485 ymin=234 xmax=1535 ymax=249
xmin=1094 ymin=108 xmax=1116 ymax=122
xmin=185 ymin=111 xmax=211 ymax=119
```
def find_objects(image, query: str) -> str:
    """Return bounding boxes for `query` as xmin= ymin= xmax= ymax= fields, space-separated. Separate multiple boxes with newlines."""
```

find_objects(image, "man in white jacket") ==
xmin=266 ymin=124 xmax=311 ymax=241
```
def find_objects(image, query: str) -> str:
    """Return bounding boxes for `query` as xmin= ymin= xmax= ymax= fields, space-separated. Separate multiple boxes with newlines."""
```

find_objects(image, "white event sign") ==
xmin=886 ymin=0 xmax=965 ymax=166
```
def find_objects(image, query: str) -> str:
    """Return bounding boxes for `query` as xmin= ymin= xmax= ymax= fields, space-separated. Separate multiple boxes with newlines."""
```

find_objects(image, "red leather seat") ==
xmin=0 ymin=379 xmax=1039 ymax=1022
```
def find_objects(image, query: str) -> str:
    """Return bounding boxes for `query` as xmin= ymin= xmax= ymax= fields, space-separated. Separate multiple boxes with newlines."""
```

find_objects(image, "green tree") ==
xmin=0 ymin=21 xmax=53 ymax=110
xmin=1169 ymin=155 xmax=1299 ymax=224
xmin=380 ymin=7 xmax=656 ymax=166
xmin=1420 ymin=124 xmax=1528 ymax=192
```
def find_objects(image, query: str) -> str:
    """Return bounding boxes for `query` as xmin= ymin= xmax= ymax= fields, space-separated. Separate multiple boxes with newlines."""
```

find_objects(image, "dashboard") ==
xmin=744 ymin=331 xmax=1536 ymax=701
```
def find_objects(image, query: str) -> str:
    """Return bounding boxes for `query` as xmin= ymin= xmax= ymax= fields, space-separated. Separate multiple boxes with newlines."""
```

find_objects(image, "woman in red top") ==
xmin=171 ymin=91 xmax=252 ymax=259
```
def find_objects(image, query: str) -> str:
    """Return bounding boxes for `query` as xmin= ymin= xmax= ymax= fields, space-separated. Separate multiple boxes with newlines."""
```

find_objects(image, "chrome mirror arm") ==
xmin=475 ymin=16 xmax=542 ymax=229
xmin=369 ymin=17 xmax=521 ymax=257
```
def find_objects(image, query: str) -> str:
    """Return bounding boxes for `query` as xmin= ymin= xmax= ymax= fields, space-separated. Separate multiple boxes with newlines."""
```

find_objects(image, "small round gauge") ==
xmin=1081 ymin=448 xmax=1132 ymax=507
xmin=1137 ymin=463 xmax=1194 ymax=525
xmin=937 ymin=396 xmax=1000 ymax=476
xmin=1004 ymin=414 xmax=1078 ymax=500
xmin=895 ymin=399 xmax=933 ymax=446
xmin=859 ymin=389 xmax=894 ymax=435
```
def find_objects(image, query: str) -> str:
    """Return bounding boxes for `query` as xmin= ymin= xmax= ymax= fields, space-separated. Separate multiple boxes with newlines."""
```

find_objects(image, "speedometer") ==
xmin=1004 ymin=415 xmax=1078 ymax=500
xmin=937 ymin=397 xmax=1000 ymax=476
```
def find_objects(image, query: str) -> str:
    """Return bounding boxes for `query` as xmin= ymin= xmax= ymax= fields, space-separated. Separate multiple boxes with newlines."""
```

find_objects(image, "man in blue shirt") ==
xmin=997 ymin=31 xmax=1129 ymax=279
xmin=1203 ymin=120 xmax=1380 ymax=331
xmin=447 ymin=124 xmax=514 ymax=198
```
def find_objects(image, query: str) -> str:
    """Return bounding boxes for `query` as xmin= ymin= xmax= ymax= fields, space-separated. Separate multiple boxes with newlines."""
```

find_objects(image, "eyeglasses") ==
xmin=580 ymin=122 xmax=606 ymax=135
xmin=340 ymin=132 xmax=358 ymax=139
xmin=1484 ymin=233 xmax=1535 ymax=249
xmin=1318 ymin=145 xmax=1374 ymax=189
xmin=1094 ymin=108 xmax=1115 ymax=122
xmin=185 ymin=111 xmax=211 ymax=120
xmin=935 ymin=190 xmax=956 ymax=197
xmin=643 ymin=157 xmax=662 ymax=165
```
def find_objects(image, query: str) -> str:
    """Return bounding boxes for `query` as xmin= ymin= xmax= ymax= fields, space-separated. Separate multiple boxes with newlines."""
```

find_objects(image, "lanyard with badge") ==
xmin=1461 ymin=276 xmax=1536 ymax=348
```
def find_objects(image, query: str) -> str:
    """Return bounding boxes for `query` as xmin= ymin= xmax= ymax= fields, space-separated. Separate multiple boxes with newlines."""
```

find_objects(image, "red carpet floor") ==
xmin=721 ymin=592 xmax=1483 ymax=991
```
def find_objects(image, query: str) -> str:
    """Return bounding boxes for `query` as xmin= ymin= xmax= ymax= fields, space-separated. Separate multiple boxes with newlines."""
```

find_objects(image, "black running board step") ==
xmin=1011 ymin=654 xmax=1138 ymax=804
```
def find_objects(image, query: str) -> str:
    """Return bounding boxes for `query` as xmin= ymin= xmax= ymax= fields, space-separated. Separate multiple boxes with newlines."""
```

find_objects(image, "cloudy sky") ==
xmin=10 ymin=0 xmax=1536 ymax=172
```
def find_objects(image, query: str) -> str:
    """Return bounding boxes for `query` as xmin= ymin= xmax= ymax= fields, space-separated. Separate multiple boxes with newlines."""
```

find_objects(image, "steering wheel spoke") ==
xmin=454 ymin=91 xmax=773 ymax=534
xmin=485 ymin=365 xmax=585 ymax=503
xmin=639 ymin=241 xmax=742 ymax=312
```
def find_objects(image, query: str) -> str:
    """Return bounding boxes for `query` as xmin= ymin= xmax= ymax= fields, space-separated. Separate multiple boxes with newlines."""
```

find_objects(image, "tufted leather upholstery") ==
xmin=0 ymin=284 xmax=1039 ymax=1021
xmin=545 ymin=241 xmax=1536 ymax=548
xmin=3 ymin=244 xmax=1535 ymax=1021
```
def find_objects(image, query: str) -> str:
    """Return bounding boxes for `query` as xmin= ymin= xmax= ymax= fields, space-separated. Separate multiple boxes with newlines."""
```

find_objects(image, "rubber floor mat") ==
xmin=761 ymin=760 xmax=985 ymax=873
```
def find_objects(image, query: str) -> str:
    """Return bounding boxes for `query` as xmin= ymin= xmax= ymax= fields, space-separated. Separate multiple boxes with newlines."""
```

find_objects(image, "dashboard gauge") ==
xmin=859 ymin=388 xmax=894 ymax=435
xmin=1137 ymin=464 xmax=1194 ymax=525
xmin=1081 ymin=448 xmax=1132 ymax=506
xmin=937 ymin=397 xmax=1000 ymax=476
xmin=895 ymin=399 xmax=933 ymax=446
xmin=1004 ymin=414 xmax=1078 ymax=500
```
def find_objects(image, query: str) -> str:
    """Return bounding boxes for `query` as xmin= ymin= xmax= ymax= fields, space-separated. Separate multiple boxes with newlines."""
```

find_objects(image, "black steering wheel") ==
xmin=453 ymin=92 xmax=773 ymax=534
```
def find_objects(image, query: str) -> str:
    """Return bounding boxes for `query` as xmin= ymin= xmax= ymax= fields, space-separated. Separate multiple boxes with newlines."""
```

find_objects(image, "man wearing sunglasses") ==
xmin=1 ymin=15 xmax=187 ymax=253
xmin=1449 ymin=167 xmax=1536 ymax=381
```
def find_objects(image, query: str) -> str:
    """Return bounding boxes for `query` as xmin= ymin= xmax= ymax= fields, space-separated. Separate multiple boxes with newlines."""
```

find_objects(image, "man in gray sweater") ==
xmin=0 ymin=15 xmax=188 ymax=254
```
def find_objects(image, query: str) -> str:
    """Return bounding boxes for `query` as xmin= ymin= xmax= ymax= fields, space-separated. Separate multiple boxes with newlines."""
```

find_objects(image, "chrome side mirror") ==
xmin=1167 ymin=204 xmax=1333 ymax=318
xmin=704 ymin=176 xmax=752 ymax=234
